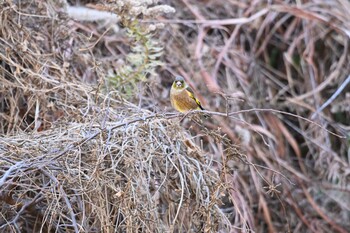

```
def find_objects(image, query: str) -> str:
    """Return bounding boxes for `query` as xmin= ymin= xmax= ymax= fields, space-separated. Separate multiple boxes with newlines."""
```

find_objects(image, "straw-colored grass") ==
xmin=1 ymin=0 xmax=349 ymax=232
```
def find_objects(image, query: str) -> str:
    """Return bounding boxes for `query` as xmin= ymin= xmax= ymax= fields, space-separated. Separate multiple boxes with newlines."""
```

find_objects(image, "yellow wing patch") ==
xmin=185 ymin=88 xmax=204 ymax=110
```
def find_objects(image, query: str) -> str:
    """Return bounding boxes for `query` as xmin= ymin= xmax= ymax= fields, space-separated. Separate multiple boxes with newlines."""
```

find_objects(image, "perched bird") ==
xmin=170 ymin=76 xmax=208 ymax=116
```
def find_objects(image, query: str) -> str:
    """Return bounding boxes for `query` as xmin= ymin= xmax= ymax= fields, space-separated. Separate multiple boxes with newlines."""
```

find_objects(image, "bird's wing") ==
xmin=186 ymin=86 xmax=204 ymax=110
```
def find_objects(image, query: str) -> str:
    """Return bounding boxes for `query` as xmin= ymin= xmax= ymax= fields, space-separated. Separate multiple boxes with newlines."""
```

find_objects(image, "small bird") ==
xmin=170 ymin=76 xmax=208 ymax=116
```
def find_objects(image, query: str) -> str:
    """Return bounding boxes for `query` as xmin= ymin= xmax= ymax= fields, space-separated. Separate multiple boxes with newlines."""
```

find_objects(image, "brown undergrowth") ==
xmin=0 ymin=0 xmax=234 ymax=232
xmin=1 ymin=0 xmax=350 ymax=232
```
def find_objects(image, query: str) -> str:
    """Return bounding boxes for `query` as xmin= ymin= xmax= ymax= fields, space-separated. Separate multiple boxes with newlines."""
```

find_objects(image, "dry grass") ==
xmin=1 ymin=0 xmax=350 ymax=232
xmin=0 ymin=110 xmax=232 ymax=232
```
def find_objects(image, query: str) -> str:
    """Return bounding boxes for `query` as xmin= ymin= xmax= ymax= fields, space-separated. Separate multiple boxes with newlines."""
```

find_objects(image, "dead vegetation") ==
xmin=1 ymin=0 xmax=349 ymax=232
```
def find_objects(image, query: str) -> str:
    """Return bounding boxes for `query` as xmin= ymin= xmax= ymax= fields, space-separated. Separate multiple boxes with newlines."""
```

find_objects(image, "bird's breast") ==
xmin=170 ymin=89 xmax=199 ymax=112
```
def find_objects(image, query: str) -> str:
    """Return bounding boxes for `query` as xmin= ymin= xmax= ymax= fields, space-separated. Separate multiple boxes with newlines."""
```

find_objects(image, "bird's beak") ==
xmin=176 ymin=81 xmax=182 ymax=87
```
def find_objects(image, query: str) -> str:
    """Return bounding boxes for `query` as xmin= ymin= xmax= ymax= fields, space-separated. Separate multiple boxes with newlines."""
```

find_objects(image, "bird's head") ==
xmin=172 ymin=76 xmax=185 ymax=89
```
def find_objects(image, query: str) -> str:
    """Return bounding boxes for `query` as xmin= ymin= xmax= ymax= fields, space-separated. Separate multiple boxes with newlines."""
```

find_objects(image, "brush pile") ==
xmin=1 ymin=0 xmax=349 ymax=232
